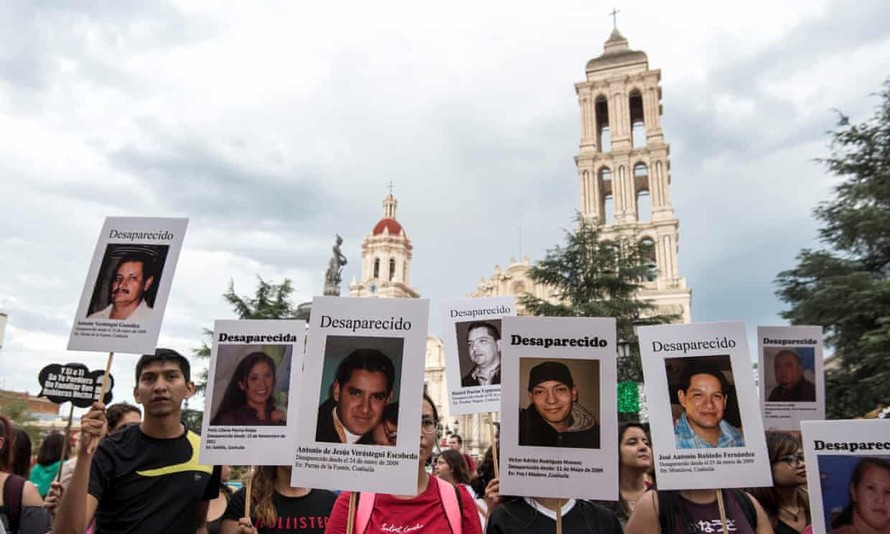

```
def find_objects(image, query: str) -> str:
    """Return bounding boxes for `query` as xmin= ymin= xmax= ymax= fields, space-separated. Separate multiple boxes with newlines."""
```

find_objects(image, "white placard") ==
xmin=199 ymin=320 xmax=305 ymax=465
xmin=68 ymin=217 xmax=188 ymax=354
xmin=639 ymin=321 xmax=771 ymax=489
xmin=441 ymin=296 xmax=515 ymax=415
xmin=802 ymin=419 xmax=890 ymax=534
xmin=291 ymin=296 xmax=429 ymax=495
xmin=758 ymin=326 xmax=825 ymax=431
xmin=499 ymin=316 xmax=618 ymax=500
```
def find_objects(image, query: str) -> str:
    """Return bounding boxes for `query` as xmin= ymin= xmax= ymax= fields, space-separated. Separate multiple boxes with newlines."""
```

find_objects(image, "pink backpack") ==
xmin=353 ymin=477 xmax=462 ymax=534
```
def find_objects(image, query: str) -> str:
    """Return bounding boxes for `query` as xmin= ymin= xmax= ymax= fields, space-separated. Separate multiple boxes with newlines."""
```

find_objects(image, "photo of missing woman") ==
xmin=210 ymin=345 xmax=291 ymax=426
xmin=818 ymin=455 xmax=890 ymax=533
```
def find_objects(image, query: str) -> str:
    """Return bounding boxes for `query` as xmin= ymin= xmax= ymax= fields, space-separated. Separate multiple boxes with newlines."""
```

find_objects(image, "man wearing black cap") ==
xmin=519 ymin=361 xmax=600 ymax=449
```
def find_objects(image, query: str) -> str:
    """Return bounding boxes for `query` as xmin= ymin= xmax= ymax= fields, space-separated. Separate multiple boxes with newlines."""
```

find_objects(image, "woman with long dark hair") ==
xmin=748 ymin=432 xmax=810 ymax=533
xmin=212 ymin=352 xmax=285 ymax=426
xmin=28 ymin=432 xmax=68 ymax=498
xmin=830 ymin=457 xmax=890 ymax=534
xmin=0 ymin=415 xmax=51 ymax=533
xmin=220 ymin=465 xmax=336 ymax=534
xmin=596 ymin=422 xmax=654 ymax=527
xmin=436 ymin=449 xmax=488 ymax=526
xmin=10 ymin=429 xmax=32 ymax=479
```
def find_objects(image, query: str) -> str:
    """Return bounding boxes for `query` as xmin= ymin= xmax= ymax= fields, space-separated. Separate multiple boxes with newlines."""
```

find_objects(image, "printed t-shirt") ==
xmin=89 ymin=424 xmax=220 ymax=533
xmin=222 ymin=487 xmax=337 ymax=533
xmin=324 ymin=476 xmax=482 ymax=534
xmin=673 ymin=493 xmax=755 ymax=534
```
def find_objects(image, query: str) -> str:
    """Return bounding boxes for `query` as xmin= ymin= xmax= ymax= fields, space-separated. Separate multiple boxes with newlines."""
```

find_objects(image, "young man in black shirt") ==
xmin=55 ymin=348 xmax=220 ymax=533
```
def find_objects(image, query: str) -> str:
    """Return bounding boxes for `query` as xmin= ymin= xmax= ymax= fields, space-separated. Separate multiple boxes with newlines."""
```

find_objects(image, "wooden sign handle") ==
xmin=86 ymin=351 xmax=114 ymax=454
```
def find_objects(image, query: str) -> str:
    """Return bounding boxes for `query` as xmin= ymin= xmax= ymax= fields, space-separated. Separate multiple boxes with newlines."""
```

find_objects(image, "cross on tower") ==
xmin=388 ymin=180 xmax=395 ymax=196
xmin=610 ymin=7 xmax=620 ymax=30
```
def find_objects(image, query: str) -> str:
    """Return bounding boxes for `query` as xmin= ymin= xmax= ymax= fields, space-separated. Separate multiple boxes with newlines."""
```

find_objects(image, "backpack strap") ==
xmin=2 ymin=475 xmax=24 ymax=533
xmin=354 ymin=492 xmax=376 ymax=534
xmin=728 ymin=489 xmax=757 ymax=529
xmin=435 ymin=478 xmax=462 ymax=534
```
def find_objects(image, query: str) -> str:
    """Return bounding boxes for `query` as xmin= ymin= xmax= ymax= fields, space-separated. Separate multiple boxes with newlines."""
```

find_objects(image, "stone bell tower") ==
xmin=574 ymin=28 xmax=691 ymax=321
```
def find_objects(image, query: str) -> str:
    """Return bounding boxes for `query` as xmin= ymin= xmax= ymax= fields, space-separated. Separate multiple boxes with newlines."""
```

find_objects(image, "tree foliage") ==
xmin=520 ymin=216 xmax=678 ymax=381
xmin=775 ymin=79 xmax=890 ymax=418
xmin=192 ymin=277 xmax=297 ymax=395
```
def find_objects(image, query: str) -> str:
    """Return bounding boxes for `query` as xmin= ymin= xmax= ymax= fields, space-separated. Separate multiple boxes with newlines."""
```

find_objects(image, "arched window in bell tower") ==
xmin=389 ymin=258 xmax=396 ymax=281
xmin=598 ymin=167 xmax=614 ymax=225
xmin=373 ymin=258 xmax=380 ymax=278
xmin=640 ymin=237 xmax=657 ymax=281
xmin=629 ymin=89 xmax=646 ymax=148
xmin=634 ymin=163 xmax=651 ymax=222
xmin=595 ymin=95 xmax=610 ymax=153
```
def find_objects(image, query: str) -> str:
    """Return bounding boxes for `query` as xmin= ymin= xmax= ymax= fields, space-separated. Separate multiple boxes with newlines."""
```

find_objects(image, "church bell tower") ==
xmin=575 ymin=28 xmax=691 ymax=321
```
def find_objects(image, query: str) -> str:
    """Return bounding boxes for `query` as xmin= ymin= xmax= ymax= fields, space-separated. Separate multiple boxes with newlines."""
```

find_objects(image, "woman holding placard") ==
xmin=220 ymin=466 xmax=336 ymax=534
xmin=748 ymin=433 xmax=810 ymax=533
xmin=625 ymin=487 xmax=772 ymax=534
xmin=325 ymin=394 xmax=482 ymax=533
xmin=829 ymin=457 xmax=890 ymax=534
xmin=212 ymin=352 xmax=286 ymax=426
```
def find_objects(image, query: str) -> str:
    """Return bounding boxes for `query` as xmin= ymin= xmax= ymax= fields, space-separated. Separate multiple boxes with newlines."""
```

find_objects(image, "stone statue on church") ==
xmin=323 ymin=234 xmax=348 ymax=296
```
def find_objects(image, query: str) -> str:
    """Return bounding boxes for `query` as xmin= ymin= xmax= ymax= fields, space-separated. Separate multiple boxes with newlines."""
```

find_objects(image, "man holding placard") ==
xmin=54 ymin=349 xmax=220 ymax=533
xmin=674 ymin=364 xmax=744 ymax=449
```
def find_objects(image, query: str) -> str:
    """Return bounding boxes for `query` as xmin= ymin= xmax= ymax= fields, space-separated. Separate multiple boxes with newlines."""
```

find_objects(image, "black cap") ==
xmin=528 ymin=361 xmax=574 ymax=390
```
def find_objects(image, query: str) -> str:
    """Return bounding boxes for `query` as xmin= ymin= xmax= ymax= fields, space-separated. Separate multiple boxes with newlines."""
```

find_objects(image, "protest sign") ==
xmin=38 ymin=363 xmax=113 ymax=407
xmin=802 ymin=419 xmax=890 ymax=534
xmin=68 ymin=217 xmax=188 ymax=354
xmin=441 ymin=296 xmax=515 ymax=415
xmin=758 ymin=326 xmax=825 ymax=431
xmin=499 ymin=316 xmax=618 ymax=500
xmin=639 ymin=321 xmax=771 ymax=489
xmin=200 ymin=319 xmax=305 ymax=465
xmin=291 ymin=297 xmax=429 ymax=495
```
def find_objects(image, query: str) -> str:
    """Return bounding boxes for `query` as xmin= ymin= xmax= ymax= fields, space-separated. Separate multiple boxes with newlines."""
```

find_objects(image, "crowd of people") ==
xmin=0 ymin=348 xmax=883 ymax=533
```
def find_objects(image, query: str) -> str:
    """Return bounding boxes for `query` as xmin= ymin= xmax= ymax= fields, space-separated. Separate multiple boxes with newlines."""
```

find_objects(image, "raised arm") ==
xmin=53 ymin=403 xmax=105 ymax=534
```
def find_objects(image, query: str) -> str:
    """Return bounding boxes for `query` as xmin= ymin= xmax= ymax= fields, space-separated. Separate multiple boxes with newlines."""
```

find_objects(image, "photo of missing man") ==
xmin=518 ymin=357 xmax=600 ymax=450
xmin=209 ymin=344 xmax=291 ymax=426
xmin=316 ymin=335 xmax=404 ymax=447
xmin=665 ymin=355 xmax=745 ymax=449
xmin=456 ymin=320 xmax=502 ymax=388
xmin=87 ymin=244 xmax=169 ymax=321
xmin=764 ymin=347 xmax=817 ymax=403
xmin=817 ymin=455 xmax=890 ymax=533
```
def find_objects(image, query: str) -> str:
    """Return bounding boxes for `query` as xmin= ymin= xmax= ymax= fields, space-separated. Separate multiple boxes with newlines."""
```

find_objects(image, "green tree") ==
xmin=519 ymin=216 xmax=678 ymax=382
xmin=775 ymin=79 xmax=890 ymax=419
xmin=193 ymin=277 xmax=298 ymax=394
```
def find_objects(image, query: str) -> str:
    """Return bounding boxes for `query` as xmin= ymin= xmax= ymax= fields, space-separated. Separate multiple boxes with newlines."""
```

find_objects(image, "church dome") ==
xmin=372 ymin=217 xmax=403 ymax=236
xmin=585 ymin=29 xmax=648 ymax=74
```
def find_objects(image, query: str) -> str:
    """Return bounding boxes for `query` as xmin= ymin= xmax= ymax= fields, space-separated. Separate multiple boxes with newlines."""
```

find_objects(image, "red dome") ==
xmin=372 ymin=218 xmax=403 ymax=236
